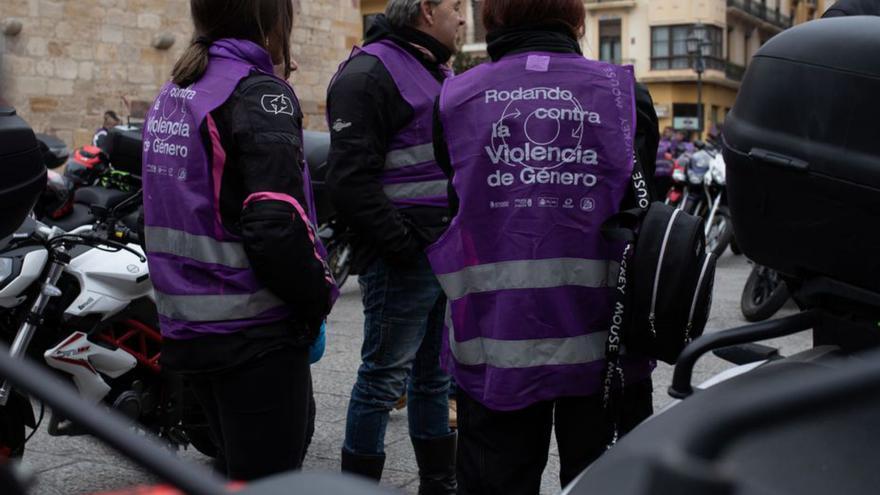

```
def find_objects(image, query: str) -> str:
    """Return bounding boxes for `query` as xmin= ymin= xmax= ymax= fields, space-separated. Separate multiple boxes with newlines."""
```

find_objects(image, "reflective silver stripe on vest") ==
xmin=384 ymin=179 xmax=448 ymax=201
xmin=436 ymin=258 xmax=618 ymax=300
xmin=145 ymin=226 xmax=249 ymax=269
xmin=156 ymin=289 xmax=284 ymax=323
xmin=385 ymin=143 xmax=436 ymax=170
xmin=444 ymin=306 xmax=607 ymax=368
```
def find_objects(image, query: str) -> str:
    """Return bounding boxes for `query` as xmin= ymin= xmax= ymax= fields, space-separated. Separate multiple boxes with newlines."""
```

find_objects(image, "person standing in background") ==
xmin=92 ymin=110 xmax=121 ymax=148
xmin=326 ymin=1 xmax=464 ymax=492
xmin=429 ymin=0 xmax=659 ymax=493
xmin=141 ymin=0 xmax=335 ymax=481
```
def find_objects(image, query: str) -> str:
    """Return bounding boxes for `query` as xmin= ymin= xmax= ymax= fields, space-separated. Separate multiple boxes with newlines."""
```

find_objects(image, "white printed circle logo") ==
xmin=580 ymin=198 xmax=596 ymax=212
xmin=486 ymin=87 xmax=602 ymax=171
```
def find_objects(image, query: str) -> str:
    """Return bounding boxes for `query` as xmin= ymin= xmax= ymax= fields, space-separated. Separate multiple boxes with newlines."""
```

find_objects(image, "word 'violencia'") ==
xmin=485 ymin=144 xmax=598 ymax=166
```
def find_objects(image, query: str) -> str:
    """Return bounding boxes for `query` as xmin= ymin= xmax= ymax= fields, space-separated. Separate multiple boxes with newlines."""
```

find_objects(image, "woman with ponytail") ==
xmin=142 ymin=0 xmax=336 ymax=481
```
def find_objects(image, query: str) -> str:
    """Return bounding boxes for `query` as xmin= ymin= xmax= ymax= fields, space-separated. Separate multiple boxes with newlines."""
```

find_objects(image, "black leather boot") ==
xmin=341 ymin=448 xmax=386 ymax=482
xmin=411 ymin=433 xmax=457 ymax=495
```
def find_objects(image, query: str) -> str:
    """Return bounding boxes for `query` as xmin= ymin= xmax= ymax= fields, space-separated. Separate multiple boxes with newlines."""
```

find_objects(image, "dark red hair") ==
xmin=482 ymin=0 xmax=586 ymax=37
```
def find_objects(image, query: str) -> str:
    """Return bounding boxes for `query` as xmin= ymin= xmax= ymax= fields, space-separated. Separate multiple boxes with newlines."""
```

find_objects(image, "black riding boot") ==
xmin=341 ymin=448 xmax=386 ymax=481
xmin=411 ymin=433 xmax=457 ymax=495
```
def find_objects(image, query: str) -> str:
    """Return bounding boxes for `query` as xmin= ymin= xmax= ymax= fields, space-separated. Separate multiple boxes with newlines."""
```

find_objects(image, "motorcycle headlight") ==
xmin=673 ymin=168 xmax=686 ymax=182
xmin=0 ymin=258 xmax=13 ymax=286
xmin=712 ymin=166 xmax=726 ymax=185
xmin=688 ymin=171 xmax=704 ymax=185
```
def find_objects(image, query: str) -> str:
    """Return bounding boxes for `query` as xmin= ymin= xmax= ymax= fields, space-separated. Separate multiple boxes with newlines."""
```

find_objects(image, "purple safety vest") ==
xmin=331 ymin=39 xmax=451 ymax=208
xmin=142 ymin=38 xmax=334 ymax=340
xmin=428 ymin=52 xmax=652 ymax=411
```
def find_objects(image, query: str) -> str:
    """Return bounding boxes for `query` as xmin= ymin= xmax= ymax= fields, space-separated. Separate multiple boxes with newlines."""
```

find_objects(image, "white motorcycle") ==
xmin=0 ymin=195 xmax=215 ymax=459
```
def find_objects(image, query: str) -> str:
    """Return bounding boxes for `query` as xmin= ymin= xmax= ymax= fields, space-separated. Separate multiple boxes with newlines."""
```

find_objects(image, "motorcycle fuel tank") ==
xmin=65 ymin=243 xmax=153 ymax=320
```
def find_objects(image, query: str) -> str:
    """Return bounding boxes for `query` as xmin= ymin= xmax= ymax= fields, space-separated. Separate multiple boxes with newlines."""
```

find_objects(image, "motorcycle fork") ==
xmin=704 ymin=189 xmax=724 ymax=238
xmin=676 ymin=189 xmax=690 ymax=211
xmin=0 ymin=249 xmax=69 ymax=406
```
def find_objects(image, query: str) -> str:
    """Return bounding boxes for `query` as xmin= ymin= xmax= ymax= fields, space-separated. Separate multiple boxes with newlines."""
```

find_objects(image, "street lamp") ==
xmin=687 ymin=23 xmax=708 ymax=136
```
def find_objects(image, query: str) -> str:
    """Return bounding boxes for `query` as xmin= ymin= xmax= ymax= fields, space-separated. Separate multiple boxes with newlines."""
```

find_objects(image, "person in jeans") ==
xmin=142 ymin=0 xmax=335 ymax=481
xmin=326 ymin=0 xmax=464 ymax=492
xmin=429 ymin=0 xmax=660 ymax=493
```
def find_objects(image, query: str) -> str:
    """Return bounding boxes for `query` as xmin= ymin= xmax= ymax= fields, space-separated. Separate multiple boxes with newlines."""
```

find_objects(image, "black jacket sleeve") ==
xmin=216 ymin=76 xmax=332 ymax=327
xmin=325 ymin=55 xmax=424 ymax=267
xmin=432 ymin=96 xmax=460 ymax=216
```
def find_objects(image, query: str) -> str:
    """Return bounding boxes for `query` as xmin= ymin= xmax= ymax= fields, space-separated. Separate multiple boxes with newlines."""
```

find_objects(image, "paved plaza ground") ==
xmin=18 ymin=253 xmax=809 ymax=494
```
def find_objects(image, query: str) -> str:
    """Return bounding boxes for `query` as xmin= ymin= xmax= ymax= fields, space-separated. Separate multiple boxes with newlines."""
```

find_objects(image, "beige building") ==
xmin=448 ymin=0 xmax=798 ymax=135
xmin=792 ymin=0 xmax=834 ymax=23
xmin=365 ymin=0 xmax=827 ymax=135
xmin=0 ymin=0 xmax=362 ymax=148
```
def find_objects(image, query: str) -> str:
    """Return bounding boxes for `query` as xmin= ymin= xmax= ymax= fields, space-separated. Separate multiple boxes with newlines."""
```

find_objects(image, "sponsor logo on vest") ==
xmin=261 ymin=94 xmax=294 ymax=116
xmin=537 ymin=197 xmax=558 ymax=208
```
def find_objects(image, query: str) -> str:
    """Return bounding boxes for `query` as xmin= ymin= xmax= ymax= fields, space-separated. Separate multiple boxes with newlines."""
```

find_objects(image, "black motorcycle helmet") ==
xmin=37 ymin=170 xmax=76 ymax=220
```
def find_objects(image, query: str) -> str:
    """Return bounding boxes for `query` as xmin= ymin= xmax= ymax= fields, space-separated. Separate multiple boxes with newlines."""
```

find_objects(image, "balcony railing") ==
xmin=651 ymin=56 xmax=725 ymax=72
xmin=725 ymin=62 xmax=747 ymax=82
xmin=727 ymin=0 xmax=793 ymax=29
xmin=585 ymin=0 xmax=637 ymax=8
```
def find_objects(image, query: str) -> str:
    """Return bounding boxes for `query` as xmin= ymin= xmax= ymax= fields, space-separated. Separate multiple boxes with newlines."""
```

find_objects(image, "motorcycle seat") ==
xmin=74 ymin=187 xmax=131 ymax=211
xmin=42 ymin=203 xmax=94 ymax=232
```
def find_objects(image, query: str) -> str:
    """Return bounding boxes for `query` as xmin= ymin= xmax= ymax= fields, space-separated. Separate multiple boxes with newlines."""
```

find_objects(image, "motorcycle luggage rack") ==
xmin=669 ymin=310 xmax=821 ymax=399
xmin=670 ymin=275 xmax=880 ymax=399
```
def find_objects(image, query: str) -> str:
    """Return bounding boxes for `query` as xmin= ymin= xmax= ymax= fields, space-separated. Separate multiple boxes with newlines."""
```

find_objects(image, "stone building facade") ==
xmin=0 ymin=0 xmax=362 ymax=147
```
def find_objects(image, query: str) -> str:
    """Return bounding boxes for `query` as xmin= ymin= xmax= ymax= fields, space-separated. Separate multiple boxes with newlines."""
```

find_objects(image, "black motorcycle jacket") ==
xmin=326 ymin=15 xmax=453 ymax=273
xmin=162 ymin=73 xmax=331 ymax=373
xmin=433 ymin=26 xmax=661 ymax=215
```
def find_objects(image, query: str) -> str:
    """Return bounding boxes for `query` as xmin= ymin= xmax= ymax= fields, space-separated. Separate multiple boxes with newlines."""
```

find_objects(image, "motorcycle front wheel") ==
xmin=706 ymin=206 xmax=734 ymax=258
xmin=741 ymin=264 xmax=790 ymax=322
xmin=0 ymin=403 xmax=26 ymax=460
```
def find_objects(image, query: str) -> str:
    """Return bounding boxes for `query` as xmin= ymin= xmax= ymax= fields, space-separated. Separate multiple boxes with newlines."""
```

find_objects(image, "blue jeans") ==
xmin=344 ymin=255 xmax=451 ymax=456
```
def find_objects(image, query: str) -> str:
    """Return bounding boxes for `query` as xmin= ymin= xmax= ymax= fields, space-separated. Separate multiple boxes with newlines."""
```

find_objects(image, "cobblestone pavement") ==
xmin=17 ymin=253 xmax=808 ymax=494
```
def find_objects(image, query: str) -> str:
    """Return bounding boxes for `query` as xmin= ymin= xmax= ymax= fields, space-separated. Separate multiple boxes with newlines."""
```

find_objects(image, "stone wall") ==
xmin=0 ymin=0 xmax=362 ymax=147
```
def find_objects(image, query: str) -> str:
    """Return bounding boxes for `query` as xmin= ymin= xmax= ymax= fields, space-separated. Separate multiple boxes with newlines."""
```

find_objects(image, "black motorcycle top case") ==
xmin=723 ymin=16 xmax=880 ymax=294
xmin=0 ymin=107 xmax=46 ymax=239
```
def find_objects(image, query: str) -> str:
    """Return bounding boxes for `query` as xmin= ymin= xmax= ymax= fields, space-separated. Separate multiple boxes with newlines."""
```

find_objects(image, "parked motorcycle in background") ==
xmin=664 ymin=144 xmax=735 ymax=258
xmin=0 ymin=195 xmax=214 ymax=460
xmin=305 ymin=130 xmax=354 ymax=288
xmin=741 ymin=263 xmax=790 ymax=322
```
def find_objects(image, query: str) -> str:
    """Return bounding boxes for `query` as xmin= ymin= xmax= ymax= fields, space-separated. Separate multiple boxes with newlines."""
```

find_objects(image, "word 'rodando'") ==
xmin=485 ymin=87 xmax=573 ymax=103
